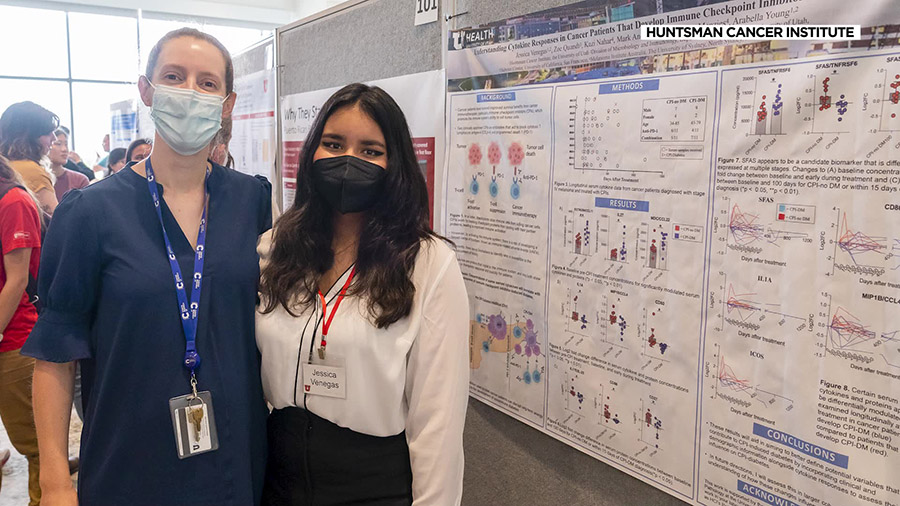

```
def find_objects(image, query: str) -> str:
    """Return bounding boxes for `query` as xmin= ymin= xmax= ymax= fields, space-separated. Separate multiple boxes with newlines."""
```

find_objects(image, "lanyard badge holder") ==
xmin=302 ymin=267 xmax=355 ymax=399
xmin=145 ymin=158 xmax=220 ymax=459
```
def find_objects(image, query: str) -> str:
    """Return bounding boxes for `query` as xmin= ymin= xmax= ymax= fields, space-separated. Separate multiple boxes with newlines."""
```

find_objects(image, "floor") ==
xmin=0 ymin=408 xmax=80 ymax=505
xmin=461 ymin=399 xmax=691 ymax=506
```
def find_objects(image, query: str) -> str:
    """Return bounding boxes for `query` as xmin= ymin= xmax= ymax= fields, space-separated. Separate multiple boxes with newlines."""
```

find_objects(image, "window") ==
xmin=139 ymin=17 xmax=204 ymax=72
xmin=202 ymin=24 xmax=272 ymax=55
xmin=71 ymin=82 xmax=138 ymax=162
xmin=0 ymin=79 xmax=71 ymax=134
xmin=0 ymin=5 xmax=69 ymax=78
xmin=0 ymin=6 xmax=272 ymax=161
xmin=69 ymin=12 xmax=140 ymax=82
xmin=139 ymin=17 xmax=272 ymax=72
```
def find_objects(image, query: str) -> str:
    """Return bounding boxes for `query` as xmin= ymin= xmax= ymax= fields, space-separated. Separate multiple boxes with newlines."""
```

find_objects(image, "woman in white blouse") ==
xmin=256 ymin=83 xmax=469 ymax=505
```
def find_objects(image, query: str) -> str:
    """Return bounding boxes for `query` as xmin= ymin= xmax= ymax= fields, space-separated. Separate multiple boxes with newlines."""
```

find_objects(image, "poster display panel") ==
xmin=444 ymin=1 xmax=900 ymax=504
xmin=280 ymin=69 xmax=444 ymax=218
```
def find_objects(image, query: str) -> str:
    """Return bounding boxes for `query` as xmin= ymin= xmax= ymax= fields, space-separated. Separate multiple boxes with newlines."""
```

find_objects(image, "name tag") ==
xmin=169 ymin=391 xmax=219 ymax=459
xmin=302 ymin=363 xmax=347 ymax=398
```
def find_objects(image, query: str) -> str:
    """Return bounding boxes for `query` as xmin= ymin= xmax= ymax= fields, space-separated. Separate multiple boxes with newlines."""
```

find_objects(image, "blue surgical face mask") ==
xmin=148 ymin=81 xmax=226 ymax=156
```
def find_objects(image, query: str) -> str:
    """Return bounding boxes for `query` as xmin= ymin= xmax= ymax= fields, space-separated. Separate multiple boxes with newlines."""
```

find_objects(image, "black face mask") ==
xmin=311 ymin=155 xmax=387 ymax=214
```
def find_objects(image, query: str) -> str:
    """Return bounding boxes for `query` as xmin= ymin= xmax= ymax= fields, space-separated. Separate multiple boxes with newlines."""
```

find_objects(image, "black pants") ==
xmin=262 ymin=407 xmax=413 ymax=506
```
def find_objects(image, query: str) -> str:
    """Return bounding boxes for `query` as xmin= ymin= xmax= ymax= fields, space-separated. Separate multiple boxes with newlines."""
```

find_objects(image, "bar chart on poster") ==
xmin=444 ymin=1 xmax=900 ymax=505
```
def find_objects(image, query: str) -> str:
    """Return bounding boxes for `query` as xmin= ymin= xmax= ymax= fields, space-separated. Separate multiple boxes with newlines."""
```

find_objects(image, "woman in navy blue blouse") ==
xmin=24 ymin=28 xmax=271 ymax=506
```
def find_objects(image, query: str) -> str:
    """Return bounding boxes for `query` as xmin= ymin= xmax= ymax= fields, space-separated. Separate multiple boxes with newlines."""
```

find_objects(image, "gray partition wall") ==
xmin=233 ymin=36 xmax=274 ymax=81
xmin=276 ymin=0 xmax=442 ymax=95
xmin=276 ymin=1 xmax=688 ymax=504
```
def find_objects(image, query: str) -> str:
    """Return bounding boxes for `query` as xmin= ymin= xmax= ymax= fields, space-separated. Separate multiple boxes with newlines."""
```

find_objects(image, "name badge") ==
xmin=302 ymin=362 xmax=347 ymax=399
xmin=169 ymin=391 xmax=219 ymax=459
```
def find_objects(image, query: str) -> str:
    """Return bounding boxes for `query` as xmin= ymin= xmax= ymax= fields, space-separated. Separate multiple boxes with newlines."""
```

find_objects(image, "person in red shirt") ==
xmin=0 ymin=154 xmax=42 ymax=505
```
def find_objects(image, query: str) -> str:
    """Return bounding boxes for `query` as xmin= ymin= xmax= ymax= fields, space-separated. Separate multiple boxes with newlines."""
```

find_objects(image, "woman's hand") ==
xmin=40 ymin=483 xmax=78 ymax=506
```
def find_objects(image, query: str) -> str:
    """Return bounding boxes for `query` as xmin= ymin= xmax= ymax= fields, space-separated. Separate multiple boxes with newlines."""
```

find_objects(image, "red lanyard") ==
xmin=317 ymin=266 xmax=356 ymax=359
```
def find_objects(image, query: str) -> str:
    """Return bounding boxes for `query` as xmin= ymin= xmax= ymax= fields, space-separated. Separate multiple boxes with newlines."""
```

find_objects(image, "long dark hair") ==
xmin=260 ymin=84 xmax=439 ymax=328
xmin=108 ymin=148 xmax=127 ymax=168
xmin=0 ymin=101 xmax=59 ymax=162
xmin=126 ymin=138 xmax=151 ymax=162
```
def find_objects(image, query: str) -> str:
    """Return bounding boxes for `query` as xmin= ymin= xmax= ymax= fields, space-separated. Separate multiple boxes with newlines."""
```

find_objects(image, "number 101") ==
xmin=417 ymin=0 xmax=437 ymax=13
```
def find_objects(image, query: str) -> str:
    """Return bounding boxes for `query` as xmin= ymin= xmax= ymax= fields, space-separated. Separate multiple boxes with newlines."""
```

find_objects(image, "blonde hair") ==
xmin=0 ymin=155 xmax=44 ymax=212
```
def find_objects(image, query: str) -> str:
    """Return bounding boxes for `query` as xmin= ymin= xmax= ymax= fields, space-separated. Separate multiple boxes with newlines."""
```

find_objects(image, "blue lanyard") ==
xmin=145 ymin=157 xmax=209 ymax=378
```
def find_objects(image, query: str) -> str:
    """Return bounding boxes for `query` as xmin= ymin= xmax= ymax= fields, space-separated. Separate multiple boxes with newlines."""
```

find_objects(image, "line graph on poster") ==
xmin=714 ymin=197 xmax=814 ymax=256
xmin=726 ymin=202 xmax=811 ymax=254
xmin=715 ymin=276 xmax=810 ymax=334
xmin=827 ymin=207 xmax=900 ymax=278
xmin=705 ymin=342 xmax=795 ymax=412
xmin=818 ymin=293 xmax=900 ymax=370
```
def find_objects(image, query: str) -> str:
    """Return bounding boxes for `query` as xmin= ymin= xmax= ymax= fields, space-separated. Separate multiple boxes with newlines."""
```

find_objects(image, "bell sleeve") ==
xmin=21 ymin=190 xmax=101 ymax=362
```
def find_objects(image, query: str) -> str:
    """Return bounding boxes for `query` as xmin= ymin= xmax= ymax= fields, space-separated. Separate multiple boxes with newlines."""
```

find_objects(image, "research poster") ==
xmin=231 ymin=68 xmax=277 ymax=181
xmin=280 ymin=69 xmax=444 ymax=221
xmin=109 ymin=100 xmax=137 ymax=149
xmin=444 ymin=1 xmax=900 ymax=505
xmin=110 ymin=99 xmax=153 ymax=149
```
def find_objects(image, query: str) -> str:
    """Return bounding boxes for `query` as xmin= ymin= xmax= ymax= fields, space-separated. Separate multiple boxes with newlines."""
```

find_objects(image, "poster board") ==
xmin=231 ymin=68 xmax=277 ymax=181
xmin=445 ymin=1 xmax=900 ymax=505
xmin=279 ymin=69 xmax=444 ymax=221
xmin=275 ymin=0 xmax=445 ymax=222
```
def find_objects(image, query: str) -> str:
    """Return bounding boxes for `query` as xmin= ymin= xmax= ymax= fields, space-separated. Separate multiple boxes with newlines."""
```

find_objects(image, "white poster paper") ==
xmin=444 ymin=1 xmax=900 ymax=505
xmin=280 ymin=69 xmax=444 ymax=222
xmin=231 ymin=69 xmax=277 ymax=180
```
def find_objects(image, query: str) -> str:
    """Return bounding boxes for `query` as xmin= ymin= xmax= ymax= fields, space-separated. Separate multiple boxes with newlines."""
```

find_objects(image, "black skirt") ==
xmin=262 ymin=407 xmax=413 ymax=506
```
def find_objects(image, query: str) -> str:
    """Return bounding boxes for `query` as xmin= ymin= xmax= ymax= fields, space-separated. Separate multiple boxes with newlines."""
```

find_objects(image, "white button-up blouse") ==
xmin=256 ymin=231 xmax=470 ymax=505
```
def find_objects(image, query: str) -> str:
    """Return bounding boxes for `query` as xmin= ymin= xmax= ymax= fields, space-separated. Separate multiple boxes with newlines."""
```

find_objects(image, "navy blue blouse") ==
xmin=23 ymin=162 xmax=271 ymax=506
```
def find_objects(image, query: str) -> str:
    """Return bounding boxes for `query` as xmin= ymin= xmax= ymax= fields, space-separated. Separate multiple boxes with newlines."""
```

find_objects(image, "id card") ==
xmin=302 ymin=358 xmax=347 ymax=399
xmin=169 ymin=391 xmax=219 ymax=459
